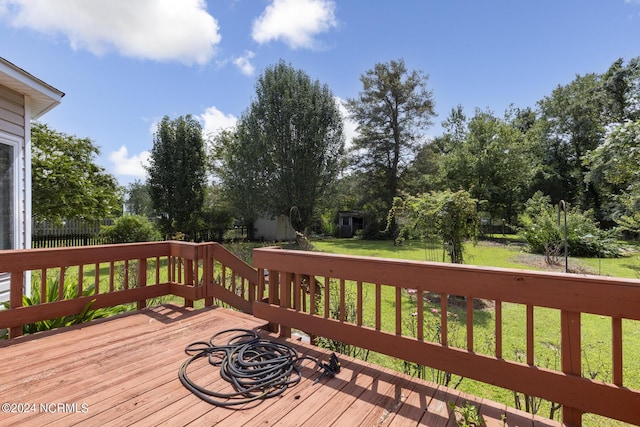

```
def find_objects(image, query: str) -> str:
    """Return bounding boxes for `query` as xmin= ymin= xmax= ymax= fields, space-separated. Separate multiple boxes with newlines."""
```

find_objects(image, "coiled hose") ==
xmin=178 ymin=328 xmax=339 ymax=407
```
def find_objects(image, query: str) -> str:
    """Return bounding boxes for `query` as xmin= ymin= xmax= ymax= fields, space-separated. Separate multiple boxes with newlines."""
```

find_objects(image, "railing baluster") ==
xmin=221 ymin=265 xmax=226 ymax=290
xmin=40 ymin=268 xmax=47 ymax=304
xmin=527 ymin=305 xmax=534 ymax=365
xmin=155 ymin=256 xmax=160 ymax=285
xmin=78 ymin=264 xmax=83 ymax=296
xmin=612 ymin=317 xmax=623 ymax=386
xmin=375 ymin=283 xmax=381 ymax=331
xmin=309 ymin=275 xmax=316 ymax=315
xmin=417 ymin=289 xmax=424 ymax=341
xmin=440 ymin=293 xmax=447 ymax=347
xmin=396 ymin=286 xmax=402 ymax=336
xmin=323 ymin=277 xmax=329 ymax=318
xmin=94 ymin=263 xmax=100 ymax=295
xmin=356 ymin=281 xmax=362 ymax=326
xmin=232 ymin=270 xmax=237 ymax=295
xmin=339 ymin=278 xmax=345 ymax=322
xmin=58 ymin=266 xmax=65 ymax=301
xmin=294 ymin=273 xmax=301 ymax=311
xmin=109 ymin=261 xmax=115 ymax=292
xmin=467 ymin=296 xmax=474 ymax=352
xmin=124 ymin=260 xmax=129 ymax=290
xmin=495 ymin=300 xmax=502 ymax=359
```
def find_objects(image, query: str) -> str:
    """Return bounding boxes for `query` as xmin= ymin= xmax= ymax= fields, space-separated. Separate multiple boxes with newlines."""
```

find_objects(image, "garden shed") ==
xmin=338 ymin=210 xmax=364 ymax=237
xmin=0 ymin=57 xmax=64 ymax=302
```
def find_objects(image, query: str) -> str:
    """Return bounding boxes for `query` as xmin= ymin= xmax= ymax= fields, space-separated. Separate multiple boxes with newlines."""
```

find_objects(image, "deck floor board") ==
xmin=0 ymin=305 xmax=563 ymax=426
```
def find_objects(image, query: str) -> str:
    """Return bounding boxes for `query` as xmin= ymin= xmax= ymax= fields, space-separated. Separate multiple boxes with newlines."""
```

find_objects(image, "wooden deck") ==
xmin=0 ymin=305 xmax=562 ymax=426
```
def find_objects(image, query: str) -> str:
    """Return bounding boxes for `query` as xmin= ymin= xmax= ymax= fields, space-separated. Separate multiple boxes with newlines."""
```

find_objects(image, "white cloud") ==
xmin=336 ymin=97 xmax=358 ymax=148
xmin=199 ymin=106 xmax=238 ymax=137
xmin=0 ymin=0 xmax=221 ymax=64
xmin=252 ymin=0 xmax=337 ymax=49
xmin=108 ymin=145 xmax=150 ymax=178
xmin=233 ymin=50 xmax=256 ymax=76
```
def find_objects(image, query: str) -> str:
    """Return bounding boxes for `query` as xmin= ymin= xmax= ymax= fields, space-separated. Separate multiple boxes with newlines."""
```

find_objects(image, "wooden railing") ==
xmin=0 ymin=241 xmax=259 ymax=339
xmin=3 ymin=241 xmax=640 ymax=425
xmin=252 ymin=246 xmax=640 ymax=426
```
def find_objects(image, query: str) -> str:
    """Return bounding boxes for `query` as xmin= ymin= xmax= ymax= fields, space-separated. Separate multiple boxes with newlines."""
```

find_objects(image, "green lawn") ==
xmin=310 ymin=237 xmax=640 ymax=426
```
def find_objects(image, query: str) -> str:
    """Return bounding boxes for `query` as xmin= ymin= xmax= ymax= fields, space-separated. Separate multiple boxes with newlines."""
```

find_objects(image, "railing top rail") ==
xmin=0 ymin=241 xmax=206 ymax=271
xmin=252 ymin=246 xmax=640 ymax=320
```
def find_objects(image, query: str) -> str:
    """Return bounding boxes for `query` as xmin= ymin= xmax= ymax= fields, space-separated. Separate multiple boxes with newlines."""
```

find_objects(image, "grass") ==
xmin=309 ymin=237 xmax=640 ymax=426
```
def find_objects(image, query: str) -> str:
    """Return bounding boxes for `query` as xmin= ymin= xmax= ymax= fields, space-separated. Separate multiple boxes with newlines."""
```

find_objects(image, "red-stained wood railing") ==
xmin=251 ymin=246 xmax=640 ymax=426
xmin=0 ymin=241 xmax=258 ymax=339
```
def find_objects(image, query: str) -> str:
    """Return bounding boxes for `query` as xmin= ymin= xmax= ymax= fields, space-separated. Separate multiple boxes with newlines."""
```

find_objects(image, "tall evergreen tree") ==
xmin=146 ymin=115 xmax=206 ymax=237
xmin=346 ymin=59 xmax=436 ymax=235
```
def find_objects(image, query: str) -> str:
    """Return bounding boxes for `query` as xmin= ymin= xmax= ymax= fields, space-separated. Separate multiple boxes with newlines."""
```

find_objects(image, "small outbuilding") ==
xmin=338 ymin=210 xmax=364 ymax=238
xmin=253 ymin=214 xmax=297 ymax=241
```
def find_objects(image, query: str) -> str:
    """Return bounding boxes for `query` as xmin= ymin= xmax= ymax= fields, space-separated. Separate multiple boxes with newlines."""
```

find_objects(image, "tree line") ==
xmin=31 ymin=57 xmax=640 ymax=244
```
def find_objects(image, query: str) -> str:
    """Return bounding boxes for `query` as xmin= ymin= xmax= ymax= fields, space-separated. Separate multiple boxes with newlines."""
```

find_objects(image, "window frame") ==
xmin=0 ymin=134 xmax=20 ymax=251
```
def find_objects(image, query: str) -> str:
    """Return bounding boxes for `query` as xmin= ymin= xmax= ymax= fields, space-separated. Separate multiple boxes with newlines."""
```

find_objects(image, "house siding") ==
xmin=0 ymin=85 xmax=25 ymax=138
xmin=0 ymin=84 xmax=26 ymax=303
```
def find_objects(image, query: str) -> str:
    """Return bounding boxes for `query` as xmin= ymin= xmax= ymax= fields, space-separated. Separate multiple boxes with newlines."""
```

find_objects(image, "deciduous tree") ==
xmin=217 ymin=61 xmax=344 ymax=234
xmin=124 ymin=179 xmax=154 ymax=218
xmin=31 ymin=122 xmax=122 ymax=224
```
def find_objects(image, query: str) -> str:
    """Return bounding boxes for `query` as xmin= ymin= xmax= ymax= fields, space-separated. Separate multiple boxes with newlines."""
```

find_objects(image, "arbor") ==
xmin=389 ymin=190 xmax=478 ymax=264
xmin=31 ymin=122 xmax=122 ymax=224
xmin=217 ymin=61 xmax=344 ymax=234
xmin=346 ymin=59 xmax=436 ymax=234
xmin=146 ymin=115 xmax=206 ymax=237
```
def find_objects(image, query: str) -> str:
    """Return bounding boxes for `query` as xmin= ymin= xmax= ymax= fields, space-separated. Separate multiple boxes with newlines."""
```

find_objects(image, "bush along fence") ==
xmin=32 ymin=219 xmax=235 ymax=248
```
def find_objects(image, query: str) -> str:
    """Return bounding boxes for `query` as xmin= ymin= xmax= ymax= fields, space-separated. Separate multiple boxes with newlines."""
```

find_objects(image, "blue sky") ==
xmin=2 ymin=0 xmax=640 ymax=186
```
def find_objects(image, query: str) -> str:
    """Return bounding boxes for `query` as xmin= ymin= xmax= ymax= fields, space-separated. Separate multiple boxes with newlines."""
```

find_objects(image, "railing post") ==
xmin=203 ymin=244 xmax=214 ymax=307
xmin=280 ymin=272 xmax=292 ymax=338
xmin=561 ymin=310 xmax=583 ymax=426
xmin=267 ymin=269 xmax=280 ymax=334
xmin=9 ymin=271 xmax=24 ymax=339
xmin=184 ymin=256 xmax=194 ymax=308
xmin=137 ymin=258 xmax=147 ymax=310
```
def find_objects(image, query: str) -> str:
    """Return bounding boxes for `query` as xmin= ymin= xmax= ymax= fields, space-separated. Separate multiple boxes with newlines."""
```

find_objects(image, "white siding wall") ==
xmin=0 ymin=83 xmax=26 ymax=303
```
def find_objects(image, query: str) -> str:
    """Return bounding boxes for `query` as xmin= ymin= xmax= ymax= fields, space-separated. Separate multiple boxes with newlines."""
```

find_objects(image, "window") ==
xmin=0 ymin=142 xmax=14 ymax=250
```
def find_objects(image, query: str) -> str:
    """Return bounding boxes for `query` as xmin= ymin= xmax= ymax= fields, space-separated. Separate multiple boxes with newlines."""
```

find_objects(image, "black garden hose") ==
xmin=178 ymin=329 xmax=339 ymax=407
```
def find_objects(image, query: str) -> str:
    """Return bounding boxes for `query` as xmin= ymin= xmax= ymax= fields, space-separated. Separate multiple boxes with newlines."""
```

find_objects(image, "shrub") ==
xmin=518 ymin=192 xmax=620 ymax=258
xmin=100 ymin=215 xmax=161 ymax=243
xmin=1 ymin=277 xmax=127 ymax=338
